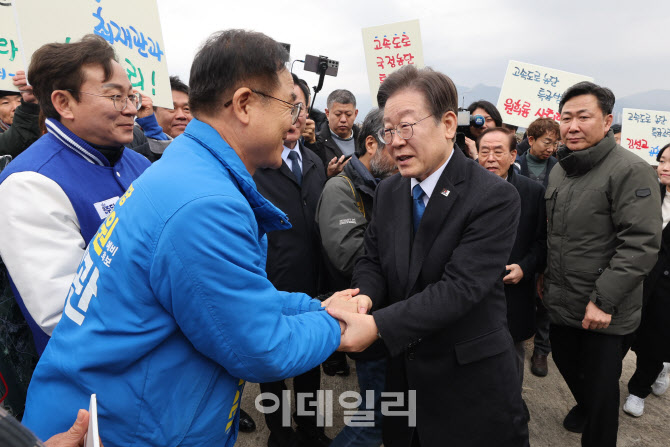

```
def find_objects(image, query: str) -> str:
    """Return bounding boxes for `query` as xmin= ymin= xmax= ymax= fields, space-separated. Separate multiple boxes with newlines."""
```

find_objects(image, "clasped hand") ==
xmin=321 ymin=289 xmax=379 ymax=352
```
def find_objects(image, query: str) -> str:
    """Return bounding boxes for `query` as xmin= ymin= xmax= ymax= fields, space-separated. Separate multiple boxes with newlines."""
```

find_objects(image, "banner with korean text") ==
xmin=496 ymin=61 xmax=593 ymax=128
xmin=0 ymin=2 xmax=22 ymax=92
xmin=362 ymin=20 xmax=424 ymax=107
xmin=621 ymin=108 xmax=670 ymax=165
xmin=13 ymin=0 xmax=172 ymax=107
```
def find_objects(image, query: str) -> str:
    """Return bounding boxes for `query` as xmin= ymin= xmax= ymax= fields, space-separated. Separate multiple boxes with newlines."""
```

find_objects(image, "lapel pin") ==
xmin=441 ymin=188 xmax=450 ymax=198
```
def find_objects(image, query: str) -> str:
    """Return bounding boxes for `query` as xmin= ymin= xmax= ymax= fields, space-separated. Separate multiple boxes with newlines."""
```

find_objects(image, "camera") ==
xmin=455 ymin=109 xmax=486 ymax=149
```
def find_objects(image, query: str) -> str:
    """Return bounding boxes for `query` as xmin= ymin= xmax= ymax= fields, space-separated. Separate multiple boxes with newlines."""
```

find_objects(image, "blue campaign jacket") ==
xmin=22 ymin=119 xmax=341 ymax=446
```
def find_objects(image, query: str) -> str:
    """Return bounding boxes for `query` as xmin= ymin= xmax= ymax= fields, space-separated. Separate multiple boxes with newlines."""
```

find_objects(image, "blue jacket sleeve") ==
xmin=149 ymin=195 xmax=340 ymax=383
xmin=136 ymin=114 xmax=169 ymax=140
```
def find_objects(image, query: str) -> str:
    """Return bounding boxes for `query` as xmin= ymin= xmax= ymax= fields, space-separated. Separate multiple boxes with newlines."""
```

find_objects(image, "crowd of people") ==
xmin=0 ymin=28 xmax=668 ymax=447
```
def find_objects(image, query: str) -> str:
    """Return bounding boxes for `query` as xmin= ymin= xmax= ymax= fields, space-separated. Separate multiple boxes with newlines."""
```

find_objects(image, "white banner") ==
xmin=362 ymin=20 xmax=424 ymax=108
xmin=621 ymin=108 xmax=670 ymax=165
xmin=497 ymin=60 xmax=593 ymax=128
xmin=0 ymin=2 xmax=22 ymax=92
xmin=13 ymin=0 xmax=172 ymax=107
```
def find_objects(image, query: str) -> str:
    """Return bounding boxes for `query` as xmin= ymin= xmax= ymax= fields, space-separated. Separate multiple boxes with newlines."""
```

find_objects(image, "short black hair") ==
xmin=610 ymin=123 xmax=622 ymax=134
xmin=467 ymin=100 xmax=502 ymax=127
xmin=291 ymin=73 xmax=310 ymax=107
xmin=357 ymin=108 xmax=384 ymax=157
xmin=189 ymin=29 xmax=289 ymax=117
xmin=559 ymin=81 xmax=615 ymax=115
xmin=169 ymin=76 xmax=189 ymax=95
xmin=657 ymin=143 xmax=670 ymax=163
xmin=28 ymin=34 xmax=117 ymax=120
xmin=378 ymin=65 xmax=458 ymax=124
xmin=326 ymin=89 xmax=356 ymax=109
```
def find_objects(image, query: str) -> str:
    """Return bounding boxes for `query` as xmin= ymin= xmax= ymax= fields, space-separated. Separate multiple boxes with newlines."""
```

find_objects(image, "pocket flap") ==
xmin=454 ymin=327 xmax=511 ymax=365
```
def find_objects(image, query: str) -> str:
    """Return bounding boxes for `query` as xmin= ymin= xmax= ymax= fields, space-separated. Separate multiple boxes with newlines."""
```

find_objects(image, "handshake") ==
xmin=321 ymin=288 xmax=380 ymax=353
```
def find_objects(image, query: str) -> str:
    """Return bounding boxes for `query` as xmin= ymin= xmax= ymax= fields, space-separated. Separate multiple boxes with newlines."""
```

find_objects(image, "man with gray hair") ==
xmin=312 ymin=89 xmax=359 ymax=177
xmin=328 ymin=65 xmax=528 ymax=446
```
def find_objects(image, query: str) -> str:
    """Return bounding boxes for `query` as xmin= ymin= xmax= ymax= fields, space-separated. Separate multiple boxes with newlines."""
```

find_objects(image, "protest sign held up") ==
xmin=13 ymin=0 xmax=172 ymax=108
xmin=0 ymin=2 xmax=22 ymax=92
xmin=497 ymin=60 xmax=593 ymax=128
xmin=362 ymin=20 xmax=424 ymax=107
xmin=621 ymin=107 xmax=670 ymax=165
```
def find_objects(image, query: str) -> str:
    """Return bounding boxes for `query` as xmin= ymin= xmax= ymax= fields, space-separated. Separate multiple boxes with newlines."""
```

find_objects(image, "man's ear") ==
xmin=354 ymin=109 xmax=359 ymax=120
xmin=365 ymin=135 xmax=378 ymax=157
xmin=325 ymin=108 xmax=330 ymax=119
xmin=230 ymin=87 xmax=253 ymax=125
xmin=528 ymin=136 xmax=536 ymax=146
xmin=51 ymin=90 xmax=75 ymax=121
xmin=442 ymin=110 xmax=458 ymax=140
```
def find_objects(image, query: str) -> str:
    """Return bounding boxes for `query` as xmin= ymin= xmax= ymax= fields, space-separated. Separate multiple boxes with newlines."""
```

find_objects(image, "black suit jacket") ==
xmin=644 ymin=184 xmax=670 ymax=300
xmin=352 ymin=148 xmax=529 ymax=447
xmin=505 ymin=169 xmax=547 ymax=342
xmin=309 ymin=125 xmax=360 ymax=167
xmin=253 ymin=143 xmax=326 ymax=296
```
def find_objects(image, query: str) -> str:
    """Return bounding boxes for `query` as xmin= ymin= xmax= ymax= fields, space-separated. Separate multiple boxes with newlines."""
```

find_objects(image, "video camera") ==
xmin=455 ymin=109 xmax=486 ymax=149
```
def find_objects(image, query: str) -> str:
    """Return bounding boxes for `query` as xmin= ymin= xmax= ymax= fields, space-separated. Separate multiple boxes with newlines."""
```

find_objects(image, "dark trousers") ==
xmin=533 ymin=295 xmax=551 ymax=355
xmin=550 ymin=324 xmax=629 ymax=447
xmin=627 ymin=284 xmax=670 ymax=398
xmin=260 ymin=365 xmax=321 ymax=441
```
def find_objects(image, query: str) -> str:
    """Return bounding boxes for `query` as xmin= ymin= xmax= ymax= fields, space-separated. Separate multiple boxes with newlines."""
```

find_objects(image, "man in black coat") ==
xmin=306 ymin=89 xmax=360 ymax=178
xmin=328 ymin=66 xmax=529 ymax=447
xmin=478 ymin=127 xmax=547 ymax=393
xmin=253 ymin=75 xmax=329 ymax=447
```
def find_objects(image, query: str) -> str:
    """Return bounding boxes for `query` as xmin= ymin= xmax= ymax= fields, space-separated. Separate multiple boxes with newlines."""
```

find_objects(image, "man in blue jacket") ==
xmin=22 ymin=29 xmax=360 ymax=446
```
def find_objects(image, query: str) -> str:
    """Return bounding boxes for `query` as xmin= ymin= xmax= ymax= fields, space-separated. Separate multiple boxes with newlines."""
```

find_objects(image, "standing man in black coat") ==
xmin=253 ymin=75 xmax=329 ymax=447
xmin=308 ymin=89 xmax=360 ymax=178
xmin=329 ymin=66 xmax=529 ymax=447
xmin=478 ymin=127 xmax=547 ymax=408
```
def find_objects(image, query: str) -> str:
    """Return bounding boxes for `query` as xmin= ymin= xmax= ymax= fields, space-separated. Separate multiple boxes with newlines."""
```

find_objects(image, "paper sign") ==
xmin=497 ymin=60 xmax=593 ymax=128
xmin=84 ymin=394 xmax=101 ymax=447
xmin=621 ymin=108 xmax=670 ymax=165
xmin=362 ymin=20 xmax=424 ymax=107
xmin=0 ymin=2 xmax=22 ymax=92
xmin=13 ymin=0 xmax=172 ymax=107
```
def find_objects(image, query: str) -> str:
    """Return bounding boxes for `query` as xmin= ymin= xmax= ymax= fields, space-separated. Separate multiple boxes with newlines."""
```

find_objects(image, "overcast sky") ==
xmin=157 ymin=0 xmax=668 ymax=116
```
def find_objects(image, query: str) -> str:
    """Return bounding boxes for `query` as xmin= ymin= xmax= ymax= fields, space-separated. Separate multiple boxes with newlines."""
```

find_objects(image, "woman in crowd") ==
xmin=623 ymin=142 xmax=670 ymax=417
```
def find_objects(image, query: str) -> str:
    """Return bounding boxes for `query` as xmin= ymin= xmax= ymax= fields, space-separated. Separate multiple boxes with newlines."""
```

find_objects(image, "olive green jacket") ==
xmin=543 ymin=130 xmax=662 ymax=335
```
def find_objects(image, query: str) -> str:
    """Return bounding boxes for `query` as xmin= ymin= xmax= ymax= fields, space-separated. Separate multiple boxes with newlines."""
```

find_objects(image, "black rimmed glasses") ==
xmin=68 ymin=90 xmax=141 ymax=112
xmin=224 ymin=90 xmax=303 ymax=124
xmin=378 ymin=115 xmax=433 ymax=144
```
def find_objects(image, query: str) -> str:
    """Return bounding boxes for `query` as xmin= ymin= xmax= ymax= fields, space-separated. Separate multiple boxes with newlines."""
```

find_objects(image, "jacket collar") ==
xmin=45 ymin=118 xmax=111 ymax=166
xmin=343 ymin=155 xmax=378 ymax=197
xmin=183 ymin=118 xmax=291 ymax=233
xmin=556 ymin=130 xmax=616 ymax=177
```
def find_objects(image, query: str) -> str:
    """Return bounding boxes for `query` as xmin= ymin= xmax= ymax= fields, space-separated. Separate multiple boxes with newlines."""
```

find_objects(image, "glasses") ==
xmin=68 ymin=90 xmax=141 ymax=112
xmin=224 ymin=90 xmax=303 ymax=124
xmin=378 ymin=115 xmax=432 ymax=144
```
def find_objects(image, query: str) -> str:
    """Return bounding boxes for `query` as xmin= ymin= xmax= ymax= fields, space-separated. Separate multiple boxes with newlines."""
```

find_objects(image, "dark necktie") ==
xmin=412 ymin=184 xmax=426 ymax=235
xmin=287 ymin=151 xmax=302 ymax=186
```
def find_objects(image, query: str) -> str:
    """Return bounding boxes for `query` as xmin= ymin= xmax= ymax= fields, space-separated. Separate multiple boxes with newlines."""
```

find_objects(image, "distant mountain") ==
xmin=613 ymin=90 xmax=670 ymax=124
xmin=455 ymin=84 xmax=501 ymax=109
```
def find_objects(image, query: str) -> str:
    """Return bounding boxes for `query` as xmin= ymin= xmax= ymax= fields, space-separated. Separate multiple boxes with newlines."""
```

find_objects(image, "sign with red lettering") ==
xmin=621 ymin=108 xmax=670 ymax=165
xmin=496 ymin=60 xmax=593 ymax=128
xmin=362 ymin=20 xmax=424 ymax=107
